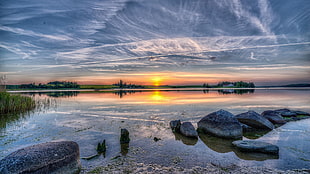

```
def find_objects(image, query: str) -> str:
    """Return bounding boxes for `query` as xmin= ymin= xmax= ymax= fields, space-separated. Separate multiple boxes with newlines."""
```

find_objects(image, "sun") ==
xmin=151 ymin=77 xmax=162 ymax=86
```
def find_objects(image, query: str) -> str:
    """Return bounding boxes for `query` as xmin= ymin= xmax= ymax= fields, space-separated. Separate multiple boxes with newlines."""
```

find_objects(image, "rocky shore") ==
xmin=81 ymin=156 xmax=309 ymax=174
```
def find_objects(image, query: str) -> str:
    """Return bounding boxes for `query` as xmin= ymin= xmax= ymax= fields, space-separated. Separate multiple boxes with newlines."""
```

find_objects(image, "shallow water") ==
xmin=0 ymin=89 xmax=310 ymax=170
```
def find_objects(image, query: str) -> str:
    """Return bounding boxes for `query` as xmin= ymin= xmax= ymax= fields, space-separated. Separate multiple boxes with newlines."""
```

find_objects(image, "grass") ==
xmin=0 ymin=91 xmax=36 ymax=114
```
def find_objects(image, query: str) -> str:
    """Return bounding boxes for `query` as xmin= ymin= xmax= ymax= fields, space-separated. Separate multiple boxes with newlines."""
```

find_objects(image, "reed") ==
xmin=0 ymin=92 xmax=36 ymax=114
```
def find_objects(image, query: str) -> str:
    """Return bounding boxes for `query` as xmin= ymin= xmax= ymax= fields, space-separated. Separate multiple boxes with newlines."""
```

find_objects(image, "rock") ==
xmin=240 ymin=123 xmax=254 ymax=132
xmin=120 ymin=128 xmax=130 ymax=144
xmin=281 ymin=112 xmax=297 ymax=117
xmin=199 ymin=133 xmax=278 ymax=161
xmin=180 ymin=122 xmax=198 ymax=138
xmin=235 ymin=110 xmax=274 ymax=130
xmin=97 ymin=139 xmax=106 ymax=153
xmin=197 ymin=109 xmax=242 ymax=139
xmin=274 ymin=108 xmax=297 ymax=117
xmin=0 ymin=141 xmax=81 ymax=174
xmin=153 ymin=137 xmax=161 ymax=142
xmin=274 ymin=108 xmax=290 ymax=113
xmin=232 ymin=140 xmax=279 ymax=155
xmin=170 ymin=120 xmax=181 ymax=133
xmin=261 ymin=110 xmax=286 ymax=124
xmin=293 ymin=110 xmax=310 ymax=116
xmin=121 ymin=143 xmax=129 ymax=156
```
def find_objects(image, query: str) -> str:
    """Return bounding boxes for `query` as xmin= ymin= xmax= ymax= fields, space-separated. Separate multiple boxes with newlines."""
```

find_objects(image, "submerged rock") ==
xmin=261 ymin=110 xmax=286 ymax=124
xmin=180 ymin=122 xmax=198 ymax=138
xmin=169 ymin=120 xmax=181 ymax=133
xmin=120 ymin=128 xmax=130 ymax=144
xmin=197 ymin=109 xmax=242 ymax=139
xmin=235 ymin=110 xmax=274 ymax=130
xmin=232 ymin=140 xmax=279 ymax=155
xmin=0 ymin=141 xmax=81 ymax=174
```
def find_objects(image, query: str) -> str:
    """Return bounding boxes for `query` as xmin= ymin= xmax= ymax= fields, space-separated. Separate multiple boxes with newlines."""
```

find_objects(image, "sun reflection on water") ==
xmin=150 ymin=91 xmax=165 ymax=102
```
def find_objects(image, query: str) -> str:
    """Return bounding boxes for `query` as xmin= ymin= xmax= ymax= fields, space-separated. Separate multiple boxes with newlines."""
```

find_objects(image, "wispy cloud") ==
xmin=0 ymin=26 xmax=72 ymax=41
xmin=1 ymin=0 xmax=309 ymax=85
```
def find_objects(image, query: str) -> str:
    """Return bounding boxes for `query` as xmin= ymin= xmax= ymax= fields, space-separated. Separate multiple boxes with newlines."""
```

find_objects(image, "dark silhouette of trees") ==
xmin=202 ymin=83 xmax=210 ymax=88
xmin=113 ymin=80 xmax=144 ymax=89
xmin=217 ymin=81 xmax=255 ymax=88
xmin=20 ymin=81 xmax=80 ymax=89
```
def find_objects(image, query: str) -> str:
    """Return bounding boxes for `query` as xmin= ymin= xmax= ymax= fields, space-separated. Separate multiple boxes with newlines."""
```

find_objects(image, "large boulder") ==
xmin=0 ymin=141 xmax=81 ymax=174
xmin=232 ymin=140 xmax=279 ymax=155
xmin=261 ymin=110 xmax=286 ymax=124
xmin=180 ymin=122 xmax=198 ymax=138
xmin=235 ymin=110 xmax=274 ymax=130
xmin=197 ymin=109 xmax=242 ymax=139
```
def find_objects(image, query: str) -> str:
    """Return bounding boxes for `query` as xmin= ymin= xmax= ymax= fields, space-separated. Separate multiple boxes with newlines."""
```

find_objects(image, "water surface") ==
xmin=1 ymin=89 xmax=309 ymax=170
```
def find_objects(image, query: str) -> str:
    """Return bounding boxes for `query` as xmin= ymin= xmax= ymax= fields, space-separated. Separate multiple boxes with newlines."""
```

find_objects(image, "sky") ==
xmin=0 ymin=0 xmax=309 ymax=86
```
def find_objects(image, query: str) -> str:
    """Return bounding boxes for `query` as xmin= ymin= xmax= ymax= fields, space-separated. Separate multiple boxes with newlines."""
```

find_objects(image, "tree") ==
xmin=203 ymin=83 xmax=210 ymax=88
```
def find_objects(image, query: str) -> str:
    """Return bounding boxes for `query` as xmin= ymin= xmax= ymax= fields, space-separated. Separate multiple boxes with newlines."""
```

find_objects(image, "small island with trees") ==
xmin=204 ymin=81 xmax=255 ymax=88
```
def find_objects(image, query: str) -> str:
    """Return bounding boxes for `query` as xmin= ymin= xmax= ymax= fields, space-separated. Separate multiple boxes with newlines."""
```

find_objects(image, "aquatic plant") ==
xmin=0 ymin=92 xmax=36 ymax=114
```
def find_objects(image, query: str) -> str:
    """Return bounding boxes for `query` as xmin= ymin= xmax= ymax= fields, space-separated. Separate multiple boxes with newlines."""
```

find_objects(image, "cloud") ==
xmin=1 ymin=0 xmax=309 ymax=84
xmin=0 ymin=26 xmax=72 ymax=41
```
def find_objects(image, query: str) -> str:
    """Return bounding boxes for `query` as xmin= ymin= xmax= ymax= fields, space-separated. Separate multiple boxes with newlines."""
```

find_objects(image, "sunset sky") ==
xmin=1 ymin=0 xmax=309 ymax=86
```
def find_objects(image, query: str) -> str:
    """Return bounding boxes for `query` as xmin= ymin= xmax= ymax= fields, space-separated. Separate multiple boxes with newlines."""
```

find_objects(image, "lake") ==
xmin=1 ymin=88 xmax=310 ymax=170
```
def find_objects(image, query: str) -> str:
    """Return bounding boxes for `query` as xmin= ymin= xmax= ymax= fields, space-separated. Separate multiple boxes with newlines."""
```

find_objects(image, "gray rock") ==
xmin=274 ymin=108 xmax=290 ymax=113
xmin=170 ymin=120 xmax=181 ymax=133
xmin=235 ymin=110 xmax=274 ymax=130
xmin=120 ymin=128 xmax=130 ymax=144
xmin=197 ymin=109 xmax=242 ymax=139
xmin=180 ymin=122 xmax=198 ymax=138
xmin=293 ymin=110 xmax=310 ymax=116
xmin=0 ymin=141 xmax=81 ymax=174
xmin=240 ymin=123 xmax=254 ymax=132
xmin=281 ymin=112 xmax=297 ymax=117
xmin=261 ymin=110 xmax=286 ymax=124
xmin=275 ymin=108 xmax=297 ymax=117
xmin=232 ymin=140 xmax=279 ymax=155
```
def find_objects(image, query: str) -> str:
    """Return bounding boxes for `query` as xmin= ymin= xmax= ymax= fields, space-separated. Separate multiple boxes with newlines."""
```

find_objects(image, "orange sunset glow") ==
xmin=61 ymin=72 xmax=235 ymax=86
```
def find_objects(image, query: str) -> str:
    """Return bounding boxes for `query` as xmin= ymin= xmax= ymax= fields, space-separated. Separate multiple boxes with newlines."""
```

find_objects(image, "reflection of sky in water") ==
xmin=0 ymin=89 xmax=310 ymax=170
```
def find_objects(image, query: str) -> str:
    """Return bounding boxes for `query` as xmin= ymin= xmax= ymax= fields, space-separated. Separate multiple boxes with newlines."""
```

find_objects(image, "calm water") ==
xmin=1 ymin=89 xmax=310 ymax=170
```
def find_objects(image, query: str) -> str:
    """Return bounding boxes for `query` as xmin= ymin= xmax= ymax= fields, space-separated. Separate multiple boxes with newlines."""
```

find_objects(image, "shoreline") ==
xmin=7 ymin=87 xmax=310 ymax=93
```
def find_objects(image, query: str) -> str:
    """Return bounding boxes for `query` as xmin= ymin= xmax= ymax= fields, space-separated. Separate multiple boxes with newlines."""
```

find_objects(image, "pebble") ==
xmin=80 ymin=156 xmax=308 ymax=174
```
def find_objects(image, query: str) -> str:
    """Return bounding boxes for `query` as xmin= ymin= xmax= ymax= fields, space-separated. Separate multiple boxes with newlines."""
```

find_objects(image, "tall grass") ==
xmin=0 ymin=92 xmax=36 ymax=114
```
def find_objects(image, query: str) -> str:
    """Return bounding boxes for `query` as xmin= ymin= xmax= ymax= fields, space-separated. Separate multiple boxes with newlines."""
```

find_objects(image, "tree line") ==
xmin=203 ymin=81 xmax=255 ymax=88
xmin=19 ymin=81 xmax=80 ymax=89
xmin=113 ymin=80 xmax=144 ymax=89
